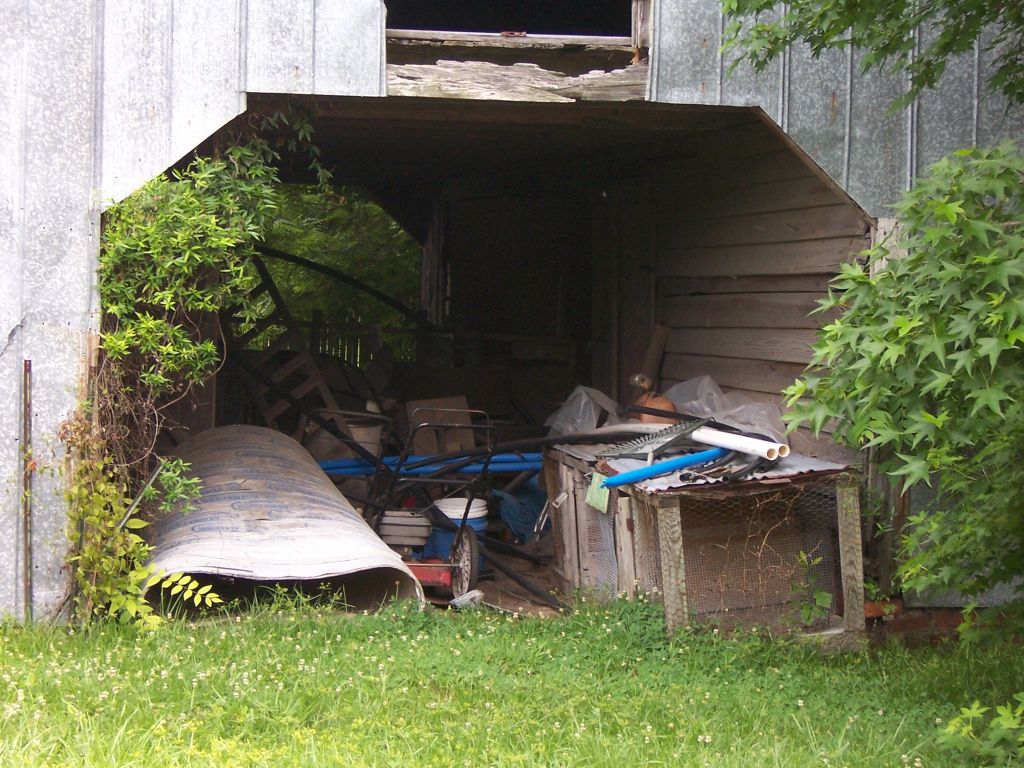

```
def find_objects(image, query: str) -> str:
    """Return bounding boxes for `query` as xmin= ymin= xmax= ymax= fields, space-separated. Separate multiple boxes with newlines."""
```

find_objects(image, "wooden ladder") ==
xmin=224 ymin=256 xmax=355 ymax=457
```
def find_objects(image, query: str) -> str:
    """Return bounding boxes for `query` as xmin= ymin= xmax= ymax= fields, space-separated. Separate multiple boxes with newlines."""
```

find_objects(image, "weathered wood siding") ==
xmin=445 ymin=193 xmax=591 ymax=341
xmin=434 ymin=191 xmax=591 ymax=420
xmin=655 ymin=121 xmax=870 ymax=461
xmin=590 ymin=176 xmax=657 ymax=401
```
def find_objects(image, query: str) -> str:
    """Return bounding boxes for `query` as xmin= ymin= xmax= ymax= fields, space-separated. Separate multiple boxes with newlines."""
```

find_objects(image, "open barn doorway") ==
xmin=223 ymin=93 xmax=871 ymax=462
xmin=92 ymin=91 xmax=871 ymax=618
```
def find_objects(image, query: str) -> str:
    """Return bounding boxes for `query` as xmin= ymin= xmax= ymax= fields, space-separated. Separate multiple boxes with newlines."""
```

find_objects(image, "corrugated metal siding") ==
xmin=245 ymin=0 xmax=385 ymax=97
xmin=0 ymin=0 xmax=99 ymax=619
xmin=650 ymin=2 xmax=1024 ymax=216
xmin=0 ymin=0 xmax=385 ymax=619
xmin=103 ymin=0 xmax=385 ymax=204
xmin=0 ymin=0 xmax=31 ymax=620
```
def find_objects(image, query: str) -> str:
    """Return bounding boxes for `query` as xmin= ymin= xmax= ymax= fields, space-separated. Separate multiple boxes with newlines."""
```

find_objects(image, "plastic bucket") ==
xmin=434 ymin=498 xmax=488 ymax=522
xmin=304 ymin=413 xmax=384 ymax=460
xmin=422 ymin=499 xmax=487 ymax=567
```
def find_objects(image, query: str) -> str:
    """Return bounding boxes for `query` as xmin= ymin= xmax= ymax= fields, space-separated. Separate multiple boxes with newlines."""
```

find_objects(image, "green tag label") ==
xmin=586 ymin=472 xmax=610 ymax=513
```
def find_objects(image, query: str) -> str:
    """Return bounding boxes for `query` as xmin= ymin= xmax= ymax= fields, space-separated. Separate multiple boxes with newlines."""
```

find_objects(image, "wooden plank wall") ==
xmin=445 ymin=192 xmax=591 ymax=341
xmin=655 ymin=123 xmax=871 ymax=462
xmin=589 ymin=177 xmax=656 ymax=401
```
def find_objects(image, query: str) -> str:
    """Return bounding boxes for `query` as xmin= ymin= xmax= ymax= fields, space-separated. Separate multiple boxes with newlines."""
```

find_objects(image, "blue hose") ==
xmin=320 ymin=452 xmax=542 ymax=472
xmin=601 ymin=448 xmax=729 ymax=488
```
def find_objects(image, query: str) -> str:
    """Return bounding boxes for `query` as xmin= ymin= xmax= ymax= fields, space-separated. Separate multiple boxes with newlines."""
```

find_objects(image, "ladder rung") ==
xmin=264 ymin=399 xmax=293 ymax=422
xmin=235 ymin=315 xmax=279 ymax=348
xmin=270 ymin=352 xmax=312 ymax=383
xmin=291 ymin=377 xmax=318 ymax=399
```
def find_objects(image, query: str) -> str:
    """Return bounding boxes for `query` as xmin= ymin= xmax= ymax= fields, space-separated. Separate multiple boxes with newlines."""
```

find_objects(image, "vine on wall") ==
xmin=66 ymin=111 xmax=326 ymax=624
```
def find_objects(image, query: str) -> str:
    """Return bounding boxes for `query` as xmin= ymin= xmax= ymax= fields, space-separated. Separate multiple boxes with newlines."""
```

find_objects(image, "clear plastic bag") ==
xmin=662 ymin=375 xmax=786 ymax=443
xmin=545 ymin=386 xmax=623 ymax=436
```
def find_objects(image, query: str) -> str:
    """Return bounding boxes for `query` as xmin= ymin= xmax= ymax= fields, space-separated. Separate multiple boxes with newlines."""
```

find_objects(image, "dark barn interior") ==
xmin=384 ymin=0 xmax=632 ymax=37
xmin=189 ymin=94 xmax=870 ymax=464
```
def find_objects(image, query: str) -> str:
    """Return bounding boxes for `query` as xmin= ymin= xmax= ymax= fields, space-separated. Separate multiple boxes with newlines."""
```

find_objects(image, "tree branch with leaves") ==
xmin=784 ymin=142 xmax=1024 ymax=602
xmin=723 ymin=0 xmax=1024 ymax=108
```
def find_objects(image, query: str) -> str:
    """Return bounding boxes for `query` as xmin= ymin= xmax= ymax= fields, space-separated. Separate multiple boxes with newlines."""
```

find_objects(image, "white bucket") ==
xmin=424 ymin=498 xmax=488 ymax=566
xmin=434 ymin=498 xmax=488 ymax=521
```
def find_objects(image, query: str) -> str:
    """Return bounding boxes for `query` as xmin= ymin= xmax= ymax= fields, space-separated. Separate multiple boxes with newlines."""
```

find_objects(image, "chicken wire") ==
xmin=550 ymin=460 xmax=844 ymax=630
xmin=575 ymin=495 xmax=618 ymax=597
xmin=678 ymin=483 xmax=839 ymax=629
xmin=560 ymin=480 xmax=840 ymax=625
xmin=631 ymin=499 xmax=663 ymax=596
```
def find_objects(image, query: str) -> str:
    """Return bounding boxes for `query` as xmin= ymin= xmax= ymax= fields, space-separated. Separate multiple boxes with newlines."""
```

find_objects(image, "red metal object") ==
xmin=407 ymin=560 xmax=453 ymax=590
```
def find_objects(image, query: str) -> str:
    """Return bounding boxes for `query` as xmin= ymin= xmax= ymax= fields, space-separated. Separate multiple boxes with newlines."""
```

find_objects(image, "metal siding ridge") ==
xmin=972 ymin=38 xmax=980 ymax=146
xmin=311 ymin=0 xmax=317 ymax=94
xmin=906 ymin=27 xmax=919 ymax=188
xmin=92 ymin=0 xmax=105 ymax=205
xmin=238 ymin=0 xmax=248 ymax=94
xmin=842 ymin=45 xmax=853 ymax=189
xmin=716 ymin=10 xmax=724 ymax=104
xmin=782 ymin=32 xmax=790 ymax=132
xmin=166 ymin=0 xmax=174 ymax=177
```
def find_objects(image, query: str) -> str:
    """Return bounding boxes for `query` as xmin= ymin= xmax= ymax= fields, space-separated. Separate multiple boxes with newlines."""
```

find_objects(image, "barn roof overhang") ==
xmin=246 ymin=94 xmax=873 ymax=243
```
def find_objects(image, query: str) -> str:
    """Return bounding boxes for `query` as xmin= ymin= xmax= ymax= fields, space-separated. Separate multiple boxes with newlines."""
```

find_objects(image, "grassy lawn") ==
xmin=1 ymin=598 xmax=1019 ymax=767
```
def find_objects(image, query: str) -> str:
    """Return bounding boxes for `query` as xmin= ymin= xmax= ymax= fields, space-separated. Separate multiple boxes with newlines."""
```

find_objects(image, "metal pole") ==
xmin=22 ymin=360 xmax=33 ymax=621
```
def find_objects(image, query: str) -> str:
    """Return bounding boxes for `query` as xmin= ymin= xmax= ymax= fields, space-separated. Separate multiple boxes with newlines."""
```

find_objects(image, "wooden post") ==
xmin=614 ymin=493 xmax=637 ymax=599
xmin=656 ymin=500 xmax=688 ymax=636
xmin=837 ymin=475 xmax=865 ymax=633
xmin=638 ymin=324 xmax=670 ymax=391
xmin=559 ymin=464 xmax=580 ymax=590
xmin=309 ymin=309 xmax=323 ymax=356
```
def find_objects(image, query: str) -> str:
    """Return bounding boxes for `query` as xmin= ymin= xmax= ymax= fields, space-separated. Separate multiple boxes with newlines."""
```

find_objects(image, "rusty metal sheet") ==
xmin=146 ymin=425 xmax=423 ymax=610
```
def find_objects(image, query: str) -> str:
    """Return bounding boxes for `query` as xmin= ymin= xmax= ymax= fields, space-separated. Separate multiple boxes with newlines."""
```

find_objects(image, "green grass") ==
xmin=1 ymin=597 xmax=1020 ymax=767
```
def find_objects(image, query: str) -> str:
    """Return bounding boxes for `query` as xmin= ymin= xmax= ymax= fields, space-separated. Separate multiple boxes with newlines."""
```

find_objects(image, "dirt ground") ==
xmin=424 ymin=534 xmax=563 ymax=618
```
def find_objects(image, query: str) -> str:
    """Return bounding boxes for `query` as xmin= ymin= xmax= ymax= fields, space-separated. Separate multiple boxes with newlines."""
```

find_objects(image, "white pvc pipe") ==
xmin=584 ymin=422 xmax=790 ymax=460
xmin=690 ymin=426 xmax=789 ymax=460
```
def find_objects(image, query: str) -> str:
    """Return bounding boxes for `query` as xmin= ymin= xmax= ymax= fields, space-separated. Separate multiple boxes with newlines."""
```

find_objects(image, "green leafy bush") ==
xmin=100 ymin=145 xmax=278 ymax=403
xmin=265 ymin=184 xmax=421 ymax=331
xmin=63 ymin=142 xmax=283 ymax=625
xmin=784 ymin=142 xmax=1024 ymax=601
xmin=938 ymin=694 xmax=1024 ymax=766
xmin=60 ymin=414 xmax=216 ymax=627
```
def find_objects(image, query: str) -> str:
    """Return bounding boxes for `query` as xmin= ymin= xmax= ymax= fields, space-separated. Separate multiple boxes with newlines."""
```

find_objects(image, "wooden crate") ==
xmin=547 ymin=450 xmax=864 ymax=636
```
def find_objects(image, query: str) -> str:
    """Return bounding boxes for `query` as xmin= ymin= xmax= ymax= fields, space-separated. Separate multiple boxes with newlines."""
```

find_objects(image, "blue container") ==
xmin=422 ymin=499 xmax=487 ymax=569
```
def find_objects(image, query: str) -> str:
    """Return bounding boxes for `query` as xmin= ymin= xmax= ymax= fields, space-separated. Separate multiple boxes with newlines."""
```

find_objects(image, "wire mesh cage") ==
xmin=630 ymin=499 xmax=663 ymax=596
xmin=576 ymin=495 xmax=618 ymax=595
xmin=673 ymin=482 xmax=840 ymax=630
xmin=550 ymin=458 xmax=847 ymax=632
